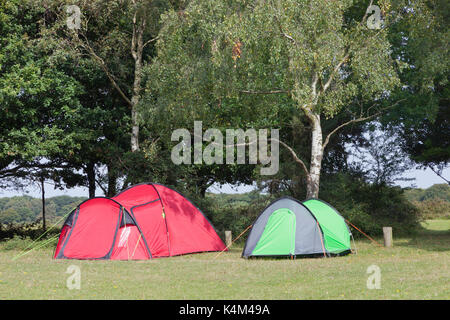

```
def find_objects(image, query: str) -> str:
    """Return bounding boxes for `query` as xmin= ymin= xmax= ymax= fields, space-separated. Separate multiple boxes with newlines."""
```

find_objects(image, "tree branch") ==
xmin=270 ymin=138 xmax=309 ymax=175
xmin=311 ymin=72 xmax=319 ymax=102
xmin=321 ymin=50 xmax=349 ymax=94
xmin=143 ymin=36 xmax=159 ymax=48
xmin=0 ymin=164 xmax=26 ymax=179
xmin=270 ymin=0 xmax=296 ymax=45
xmin=428 ymin=165 xmax=450 ymax=185
xmin=131 ymin=2 xmax=138 ymax=60
xmin=95 ymin=178 xmax=108 ymax=195
xmin=322 ymin=99 xmax=406 ymax=150
xmin=320 ymin=0 xmax=392 ymax=98
xmin=360 ymin=0 xmax=374 ymax=26
xmin=74 ymin=32 xmax=133 ymax=107
xmin=239 ymin=89 xmax=290 ymax=95
xmin=192 ymin=132 xmax=309 ymax=176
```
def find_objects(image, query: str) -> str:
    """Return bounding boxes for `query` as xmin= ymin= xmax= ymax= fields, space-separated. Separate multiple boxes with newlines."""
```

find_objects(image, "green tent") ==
xmin=242 ymin=197 xmax=352 ymax=258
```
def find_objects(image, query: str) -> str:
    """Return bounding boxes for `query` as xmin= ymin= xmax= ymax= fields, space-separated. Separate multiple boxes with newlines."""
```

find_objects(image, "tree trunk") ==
xmin=86 ymin=162 xmax=96 ymax=198
xmin=306 ymin=113 xmax=323 ymax=199
xmin=107 ymin=164 xmax=117 ymax=198
xmin=40 ymin=175 xmax=46 ymax=232
xmin=130 ymin=101 xmax=140 ymax=152
xmin=130 ymin=11 xmax=145 ymax=152
xmin=199 ymin=184 xmax=208 ymax=198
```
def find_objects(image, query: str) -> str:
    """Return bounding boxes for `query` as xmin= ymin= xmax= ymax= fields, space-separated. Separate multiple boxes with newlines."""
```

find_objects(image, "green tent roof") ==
xmin=302 ymin=199 xmax=350 ymax=253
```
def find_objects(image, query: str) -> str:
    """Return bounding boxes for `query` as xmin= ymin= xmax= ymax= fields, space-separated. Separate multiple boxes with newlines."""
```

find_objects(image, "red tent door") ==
xmin=60 ymin=198 xmax=122 ymax=259
xmin=131 ymin=200 xmax=170 ymax=257
xmin=111 ymin=223 xmax=150 ymax=260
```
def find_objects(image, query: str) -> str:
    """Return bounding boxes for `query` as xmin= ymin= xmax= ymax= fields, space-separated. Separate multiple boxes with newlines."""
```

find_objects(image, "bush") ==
xmin=0 ymin=234 xmax=58 ymax=251
xmin=196 ymin=192 xmax=273 ymax=244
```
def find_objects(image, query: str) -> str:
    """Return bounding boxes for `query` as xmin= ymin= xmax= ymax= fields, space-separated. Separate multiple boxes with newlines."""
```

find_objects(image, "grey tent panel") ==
xmin=242 ymin=197 xmax=325 ymax=257
xmin=293 ymin=208 xmax=324 ymax=255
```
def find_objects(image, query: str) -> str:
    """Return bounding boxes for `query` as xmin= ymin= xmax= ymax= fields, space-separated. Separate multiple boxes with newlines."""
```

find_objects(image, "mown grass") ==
xmin=0 ymin=220 xmax=448 ymax=300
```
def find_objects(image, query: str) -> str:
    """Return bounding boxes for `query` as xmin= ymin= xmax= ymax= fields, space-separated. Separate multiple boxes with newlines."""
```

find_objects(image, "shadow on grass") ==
xmin=396 ymin=224 xmax=450 ymax=252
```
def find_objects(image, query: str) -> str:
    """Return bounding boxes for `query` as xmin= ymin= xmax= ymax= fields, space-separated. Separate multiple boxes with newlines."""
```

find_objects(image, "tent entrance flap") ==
xmin=251 ymin=208 xmax=296 ymax=256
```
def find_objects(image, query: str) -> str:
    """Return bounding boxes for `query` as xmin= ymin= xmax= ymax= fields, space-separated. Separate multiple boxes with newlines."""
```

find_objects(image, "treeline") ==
xmin=404 ymin=184 xmax=450 ymax=219
xmin=0 ymin=196 xmax=86 ymax=225
xmin=404 ymin=184 xmax=450 ymax=202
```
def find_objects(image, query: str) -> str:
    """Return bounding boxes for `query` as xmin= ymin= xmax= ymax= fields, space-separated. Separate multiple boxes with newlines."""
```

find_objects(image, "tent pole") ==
xmin=316 ymin=221 xmax=327 ymax=258
xmin=213 ymin=224 xmax=252 ymax=260
xmin=350 ymin=232 xmax=357 ymax=254
xmin=131 ymin=233 xmax=142 ymax=259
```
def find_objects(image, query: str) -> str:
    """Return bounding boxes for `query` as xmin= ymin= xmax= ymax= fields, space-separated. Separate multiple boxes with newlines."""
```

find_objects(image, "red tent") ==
xmin=54 ymin=183 xmax=226 ymax=260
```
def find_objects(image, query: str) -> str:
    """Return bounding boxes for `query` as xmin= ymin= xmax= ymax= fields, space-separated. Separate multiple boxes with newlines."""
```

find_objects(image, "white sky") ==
xmin=0 ymin=167 xmax=448 ymax=199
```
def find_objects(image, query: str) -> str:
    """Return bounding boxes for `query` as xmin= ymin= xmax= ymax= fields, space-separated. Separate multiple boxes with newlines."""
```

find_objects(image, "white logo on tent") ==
xmin=118 ymin=226 xmax=131 ymax=248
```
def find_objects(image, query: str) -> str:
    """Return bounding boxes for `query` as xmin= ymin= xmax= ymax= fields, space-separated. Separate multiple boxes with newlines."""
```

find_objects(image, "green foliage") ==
xmin=382 ymin=0 xmax=449 ymax=171
xmin=0 ymin=0 xmax=91 ymax=195
xmin=394 ymin=96 xmax=449 ymax=172
xmin=144 ymin=0 xmax=449 ymax=200
xmin=200 ymin=180 xmax=426 ymax=240
xmin=35 ymin=0 xmax=192 ymax=193
xmin=0 ymin=0 xmax=84 ymax=158
xmin=345 ymin=123 xmax=415 ymax=186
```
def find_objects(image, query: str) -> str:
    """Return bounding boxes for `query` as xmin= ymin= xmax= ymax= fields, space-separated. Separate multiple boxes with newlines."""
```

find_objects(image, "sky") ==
xmin=0 ymin=166 xmax=448 ymax=199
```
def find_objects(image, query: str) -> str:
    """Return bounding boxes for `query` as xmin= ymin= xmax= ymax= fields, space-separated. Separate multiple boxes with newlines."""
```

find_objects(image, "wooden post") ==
xmin=225 ymin=230 xmax=232 ymax=248
xmin=383 ymin=227 xmax=392 ymax=247
xmin=41 ymin=174 xmax=46 ymax=232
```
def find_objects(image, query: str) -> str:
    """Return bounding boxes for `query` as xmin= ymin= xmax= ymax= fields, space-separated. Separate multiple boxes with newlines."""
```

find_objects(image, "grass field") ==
xmin=0 ymin=220 xmax=449 ymax=300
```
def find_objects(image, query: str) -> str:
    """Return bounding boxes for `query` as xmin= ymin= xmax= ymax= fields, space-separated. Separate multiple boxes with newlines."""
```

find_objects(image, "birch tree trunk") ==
xmin=130 ymin=9 xmax=145 ymax=152
xmin=306 ymin=112 xmax=323 ymax=199
xmin=130 ymin=71 xmax=141 ymax=152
